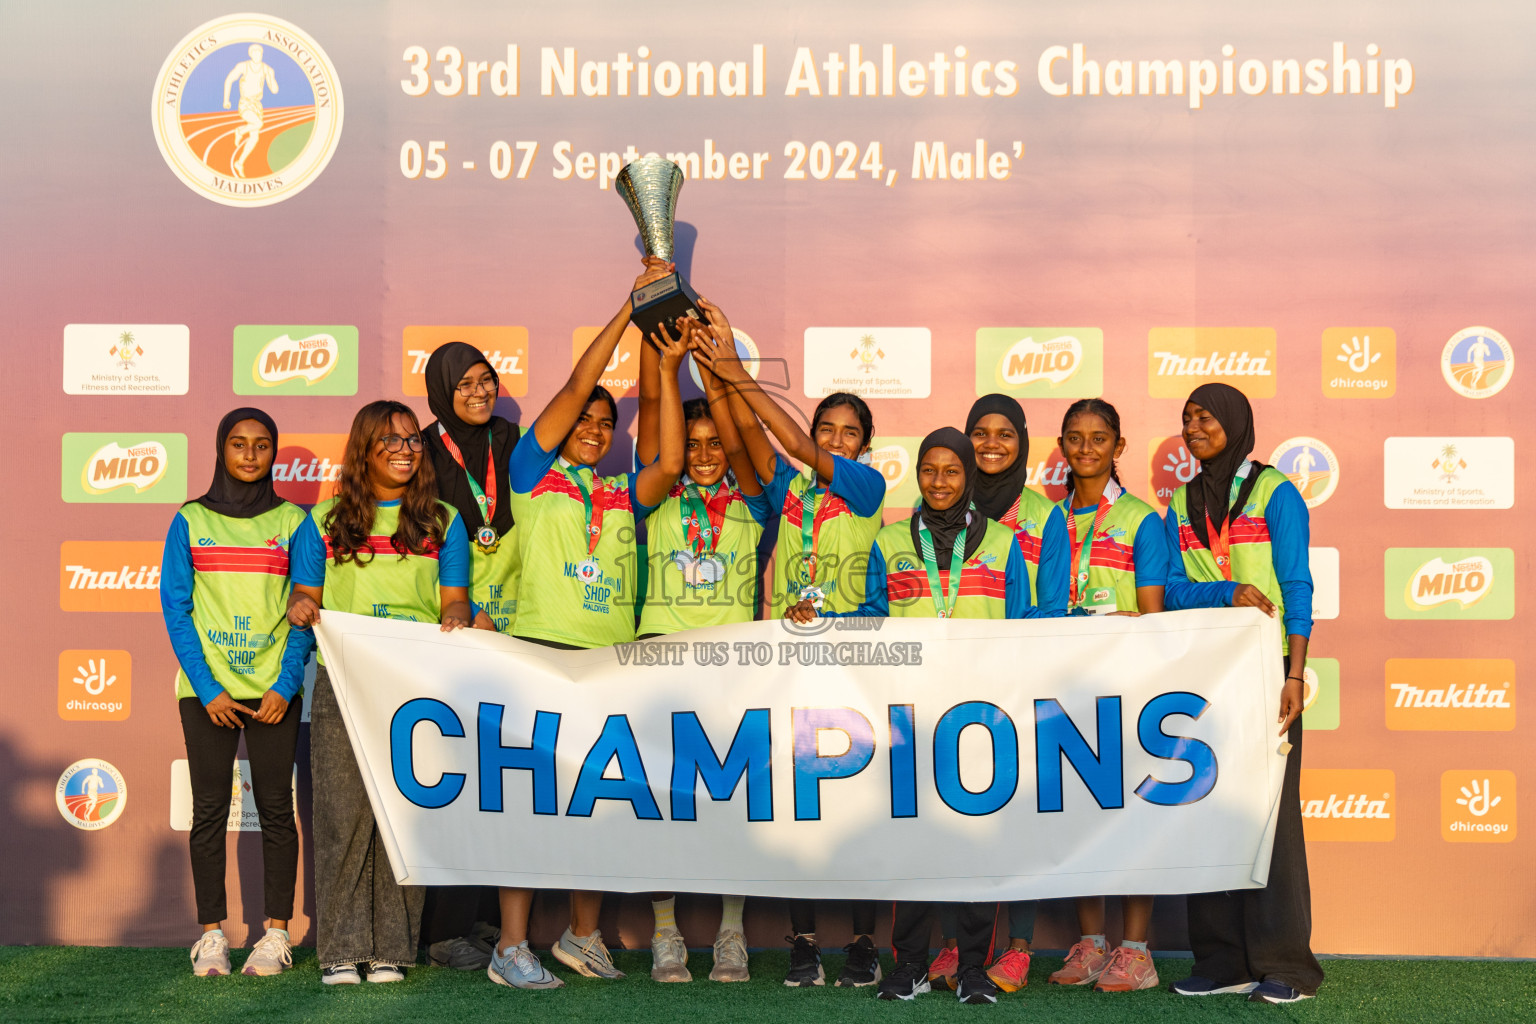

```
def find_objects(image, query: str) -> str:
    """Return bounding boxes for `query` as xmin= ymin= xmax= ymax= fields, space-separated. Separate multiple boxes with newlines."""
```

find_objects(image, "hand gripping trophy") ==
xmin=615 ymin=156 xmax=703 ymax=343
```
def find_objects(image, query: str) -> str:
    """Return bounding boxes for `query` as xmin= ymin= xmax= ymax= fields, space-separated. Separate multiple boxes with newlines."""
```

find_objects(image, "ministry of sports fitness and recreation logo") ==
xmin=1441 ymin=327 xmax=1513 ymax=399
xmin=1269 ymin=436 xmax=1339 ymax=508
xmin=151 ymin=14 xmax=343 ymax=207
xmin=56 ymin=758 xmax=127 ymax=831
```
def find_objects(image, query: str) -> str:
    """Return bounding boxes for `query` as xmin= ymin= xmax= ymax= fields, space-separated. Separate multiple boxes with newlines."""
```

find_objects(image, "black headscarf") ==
xmin=422 ymin=343 xmax=519 ymax=538
xmin=191 ymin=407 xmax=284 ymax=519
xmin=1185 ymin=383 xmax=1259 ymax=548
xmin=910 ymin=427 xmax=985 ymax=563
xmin=965 ymin=394 xmax=1030 ymax=521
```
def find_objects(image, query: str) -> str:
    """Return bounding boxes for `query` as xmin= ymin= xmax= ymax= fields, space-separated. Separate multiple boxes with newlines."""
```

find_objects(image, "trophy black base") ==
xmin=630 ymin=272 xmax=702 ymax=344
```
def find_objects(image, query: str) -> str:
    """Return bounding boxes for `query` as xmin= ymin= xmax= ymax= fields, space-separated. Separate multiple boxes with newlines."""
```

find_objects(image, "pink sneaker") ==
xmin=926 ymin=945 xmax=959 ymax=990
xmin=1094 ymin=945 xmax=1160 ymax=992
xmin=1047 ymin=940 xmax=1108 ymax=986
xmin=986 ymin=947 xmax=1031 ymax=992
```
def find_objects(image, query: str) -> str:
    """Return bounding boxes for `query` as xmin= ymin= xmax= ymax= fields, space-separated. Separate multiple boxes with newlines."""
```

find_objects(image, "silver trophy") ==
xmin=616 ymin=156 xmax=701 ymax=343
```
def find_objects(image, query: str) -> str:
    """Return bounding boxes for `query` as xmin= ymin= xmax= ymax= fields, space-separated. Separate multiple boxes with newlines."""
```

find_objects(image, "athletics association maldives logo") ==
xmin=1269 ymin=436 xmax=1339 ymax=508
xmin=56 ymin=759 xmax=127 ymax=831
xmin=1442 ymin=327 xmax=1513 ymax=399
xmin=151 ymin=14 xmax=343 ymax=207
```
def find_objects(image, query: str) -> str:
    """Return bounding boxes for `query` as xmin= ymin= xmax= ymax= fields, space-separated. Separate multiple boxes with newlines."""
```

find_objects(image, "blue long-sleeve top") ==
xmin=834 ymin=536 xmax=1042 ymax=619
xmin=1163 ymin=478 xmax=1313 ymax=639
xmin=160 ymin=513 xmax=312 ymax=705
xmin=1033 ymin=505 xmax=1071 ymax=616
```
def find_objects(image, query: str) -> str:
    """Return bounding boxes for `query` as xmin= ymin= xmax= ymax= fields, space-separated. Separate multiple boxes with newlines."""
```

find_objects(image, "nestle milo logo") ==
xmin=234 ymin=325 xmax=357 ymax=395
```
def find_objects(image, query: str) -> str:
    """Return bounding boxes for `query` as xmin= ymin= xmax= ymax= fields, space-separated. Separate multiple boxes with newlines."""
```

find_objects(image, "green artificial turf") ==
xmin=0 ymin=946 xmax=1531 ymax=1024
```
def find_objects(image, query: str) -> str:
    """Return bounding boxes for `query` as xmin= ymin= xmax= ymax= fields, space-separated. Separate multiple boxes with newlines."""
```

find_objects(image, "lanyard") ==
xmin=797 ymin=479 xmax=839 ymax=583
xmin=564 ymin=465 xmax=605 ymax=555
xmin=916 ymin=515 xmax=967 ymax=618
xmin=436 ymin=425 xmax=496 ymax=526
xmin=681 ymin=481 xmax=728 ymax=556
xmin=1061 ymin=492 xmax=1113 ymax=609
xmin=1203 ymin=466 xmax=1249 ymax=582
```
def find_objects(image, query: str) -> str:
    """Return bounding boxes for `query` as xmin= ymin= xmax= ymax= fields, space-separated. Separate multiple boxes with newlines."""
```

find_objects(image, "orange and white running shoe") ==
xmin=1094 ymin=945 xmax=1160 ymax=992
xmin=1047 ymin=940 xmax=1108 ymax=986
xmin=986 ymin=947 xmax=1031 ymax=992
xmin=926 ymin=945 xmax=959 ymax=990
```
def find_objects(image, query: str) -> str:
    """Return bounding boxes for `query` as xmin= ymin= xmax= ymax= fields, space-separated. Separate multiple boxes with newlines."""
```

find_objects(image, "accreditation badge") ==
xmin=1080 ymin=587 xmax=1118 ymax=615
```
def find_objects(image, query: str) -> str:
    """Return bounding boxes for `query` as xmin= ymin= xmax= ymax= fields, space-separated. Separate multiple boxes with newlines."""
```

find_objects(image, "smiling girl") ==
xmin=163 ymin=408 xmax=311 ymax=979
xmin=690 ymin=298 xmax=887 ymax=989
xmin=1041 ymin=398 xmax=1170 ymax=994
xmin=286 ymin=400 xmax=472 ymax=986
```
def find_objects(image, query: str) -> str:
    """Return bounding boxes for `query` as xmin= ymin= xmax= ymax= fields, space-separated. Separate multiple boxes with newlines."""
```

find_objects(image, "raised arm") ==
xmin=691 ymin=321 xmax=762 ymax=497
xmin=533 ymin=258 xmax=672 ymax=453
xmin=634 ymin=327 xmax=687 ymax=508
xmin=692 ymin=297 xmax=833 ymax=481
xmin=635 ymin=285 xmax=665 ymax=466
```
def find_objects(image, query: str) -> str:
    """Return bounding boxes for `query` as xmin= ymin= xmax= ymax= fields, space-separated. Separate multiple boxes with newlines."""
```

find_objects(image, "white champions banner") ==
xmin=314 ymin=609 xmax=1287 ymax=901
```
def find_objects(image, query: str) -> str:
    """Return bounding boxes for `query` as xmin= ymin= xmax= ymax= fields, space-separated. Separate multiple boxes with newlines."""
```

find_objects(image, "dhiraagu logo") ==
xmin=234 ymin=325 xmax=357 ymax=395
xmin=975 ymin=328 xmax=1102 ymax=398
xmin=63 ymin=433 xmax=187 ymax=503
xmin=1385 ymin=548 xmax=1513 ymax=620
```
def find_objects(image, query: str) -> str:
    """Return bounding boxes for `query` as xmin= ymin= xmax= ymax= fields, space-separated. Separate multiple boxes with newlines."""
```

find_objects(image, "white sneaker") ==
xmin=552 ymin=928 xmax=625 ymax=980
xmin=190 ymin=931 xmax=231 ymax=977
xmin=488 ymin=941 xmax=564 ymax=990
xmin=242 ymin=928 xmax=293 ymax=976
xmin=710 ymin=929 xmax=750 ymax=982
xmin=650 ymin=927 xmax=691 ymax=982
xmin=367 ymin=962 xmax=405 ymax=983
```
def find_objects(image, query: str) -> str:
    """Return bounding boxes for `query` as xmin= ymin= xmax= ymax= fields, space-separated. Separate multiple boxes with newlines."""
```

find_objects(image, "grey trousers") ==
xmin=311 ymin=665 xmax=424 ymax=968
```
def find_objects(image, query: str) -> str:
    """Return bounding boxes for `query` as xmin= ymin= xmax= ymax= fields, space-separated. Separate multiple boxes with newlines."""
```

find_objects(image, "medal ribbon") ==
xmin=564 ymin=465 xmax=606 ymax=556
xmin=436 ymin=424 xmax=497 ymax=528
xmin=1202 ymin=467 xmax=1249 ymax=583
xmin=797 ymin=479 xmax=839 ymax=584
xmin=1062 ymin=496 xmax=1112 ymax=609
xmin=916 ymin=515 xmax=967 ymax=618
xmin=682 ymin=481 xmax=729 ymax=556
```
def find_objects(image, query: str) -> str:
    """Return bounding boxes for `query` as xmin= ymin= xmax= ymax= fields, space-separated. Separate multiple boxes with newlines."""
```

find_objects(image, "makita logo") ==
xmin=63 ymin=564 xmax=161 ymax=590
xmin=256 ymin=332 xmax=339 ymax=386
xmin=1301 ymin=792 xmax=1392 ymax=820
xmin=85 ymin=441 xmax=168 ymax=494
xmin=1152 ymin=351 xmax=1272 ymax=377
xmin=271 ymin=456 xmax=342 ymax=483
xmin=1391 ymin=682 xmax=1511 ymax=710
xmin=408 ymin=348 xmax=523 ymax=376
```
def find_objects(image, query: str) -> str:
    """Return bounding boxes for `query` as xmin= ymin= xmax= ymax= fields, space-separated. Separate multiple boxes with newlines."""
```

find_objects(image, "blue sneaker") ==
xmin=489 ymin=941 xmax=564 ymax=989
xmin=551 ymin=928 xmax=625 ymax=980
xmin=1170 ymin=975 xmax=1259 ymax=996
xmin=1248 ymin=980 xmax=1313 ymax=1003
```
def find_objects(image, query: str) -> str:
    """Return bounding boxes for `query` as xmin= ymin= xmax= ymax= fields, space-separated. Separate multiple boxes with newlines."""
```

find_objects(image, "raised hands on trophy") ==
xmin=633 ymin=255 xmax=676 ymax=296
xmin=688 ymin=297 xmax=748 ymax=385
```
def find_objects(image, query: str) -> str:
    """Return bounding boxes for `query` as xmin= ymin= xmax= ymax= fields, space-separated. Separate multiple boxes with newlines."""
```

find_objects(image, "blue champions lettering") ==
xmin=1134 ymin=692 xmax=1219 ymax=806
xmin=567 ymin=715 xmax=662 ymax=820
xmin=888 ymin=704 xmax=917 ymax=819
xmin=669 ymin=709 xmax=772 ymax=822
xmin=1034 ymin=696 xmax=1125 ymax=812
xmin=792 ymin=707 xmax=875 ymax=821
xmin=934 ymin=702 xmax=1018 ymax=816
xmin=390 ymin=699 xmax=466 ymax=809
xmin=478 ymin=705 xmax=560 ymax=815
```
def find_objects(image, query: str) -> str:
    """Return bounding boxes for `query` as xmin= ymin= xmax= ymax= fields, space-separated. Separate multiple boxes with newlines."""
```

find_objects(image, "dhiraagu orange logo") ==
xmin=975 ymin=328 xmax=1102 ymax=398
xmin=63 ymin=433 xmax=187 ymax=503
xmin=1385 ymin=548 xmax=1513 ymax=619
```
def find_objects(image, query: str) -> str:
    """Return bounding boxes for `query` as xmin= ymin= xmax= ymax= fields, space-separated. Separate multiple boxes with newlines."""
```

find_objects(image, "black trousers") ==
xmin=892 ymin=901 xmax=993 ymax=968
xmin=789 ymin=900 xmax=878 ymax=937
xmin=1185 ymin=715 xmax=1324 ymax=995
xmin=178 ymin=695 xmax=302 ymax=924
xmin=421 ymin=886 xmax=500 ymax=944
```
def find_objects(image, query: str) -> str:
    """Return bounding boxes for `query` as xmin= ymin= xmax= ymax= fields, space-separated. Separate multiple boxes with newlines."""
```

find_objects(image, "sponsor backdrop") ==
xmin=1 ymin=0 xmax=1530 ymax=956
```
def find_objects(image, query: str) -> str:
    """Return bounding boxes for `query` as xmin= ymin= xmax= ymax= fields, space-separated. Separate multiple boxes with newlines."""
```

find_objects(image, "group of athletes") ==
xmin=162 ymin=257 xmax=1322 ymax=1005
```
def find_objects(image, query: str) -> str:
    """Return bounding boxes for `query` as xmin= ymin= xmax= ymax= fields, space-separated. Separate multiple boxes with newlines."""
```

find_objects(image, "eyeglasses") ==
xmin=378 ymin=434 xmax=423 ymax=453
xmin=455 ymin=375 xmax=498 ymax=397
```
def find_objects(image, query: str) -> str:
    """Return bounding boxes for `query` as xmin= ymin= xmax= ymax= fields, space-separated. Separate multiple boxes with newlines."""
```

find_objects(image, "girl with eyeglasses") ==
xmin=286 ymin=399 xmax=473 ymax=986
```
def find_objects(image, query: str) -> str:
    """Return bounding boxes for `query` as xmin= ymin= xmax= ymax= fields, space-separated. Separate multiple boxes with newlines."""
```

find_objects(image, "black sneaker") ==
xmin=877 ymin=960 xmax=931 ymax=1001
xmin=783 ymin=934 xmax=825 ymax=987
xmin=837 ymin=935 xmax=883 ymax=988
xmin=956 ymin=964 xmax=999 ymax=1005
xmin=428 ymin=930 xmax=497 ymax=971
